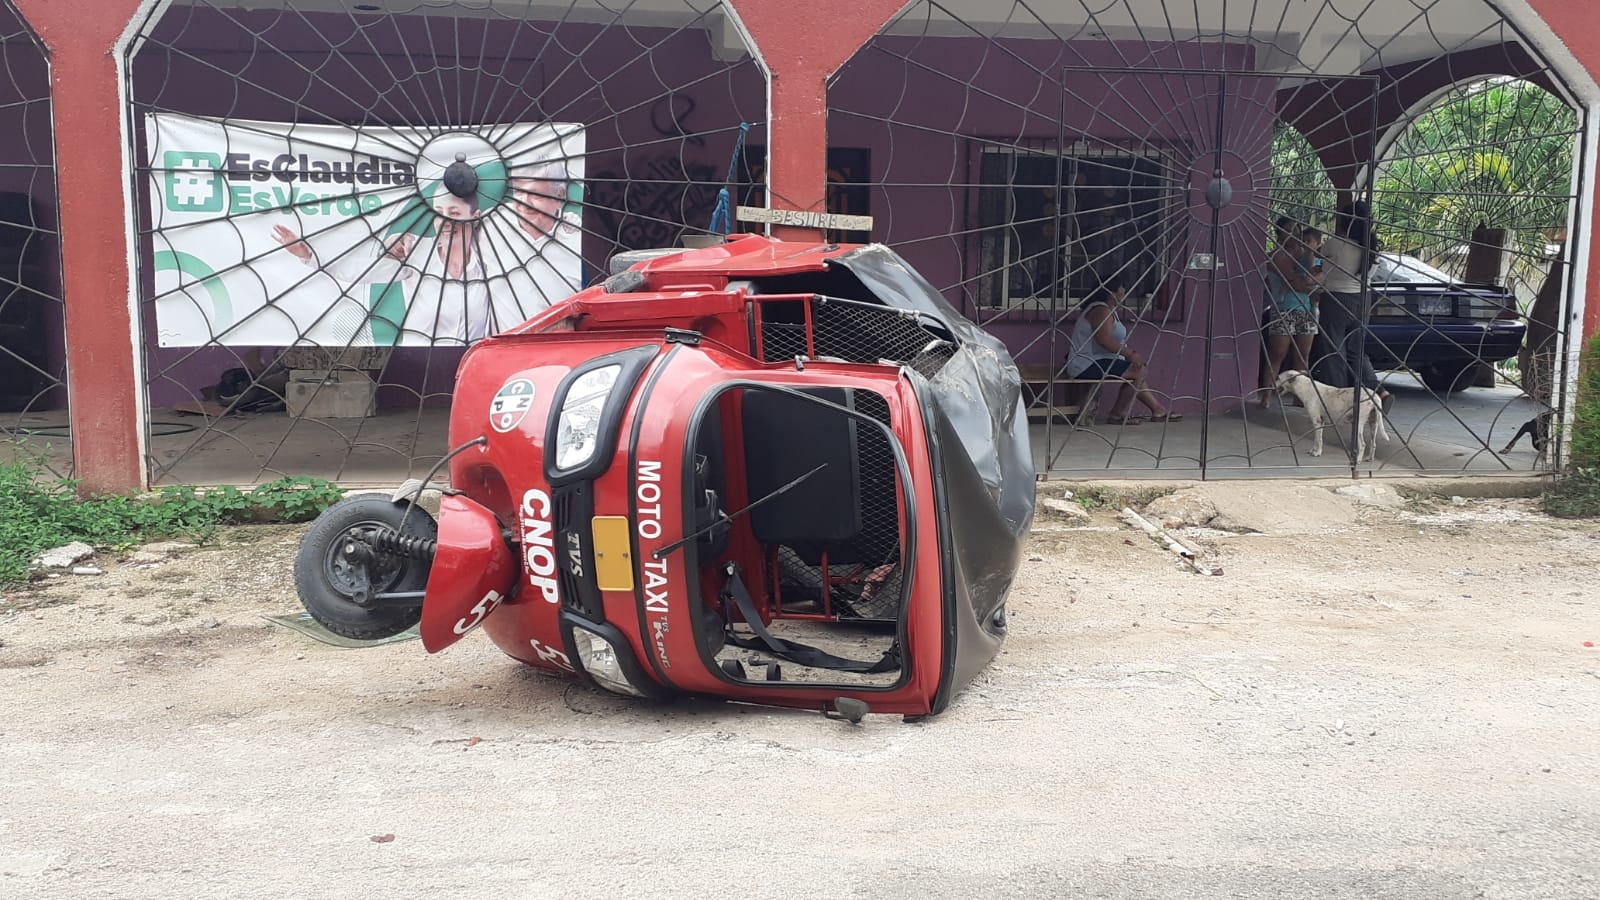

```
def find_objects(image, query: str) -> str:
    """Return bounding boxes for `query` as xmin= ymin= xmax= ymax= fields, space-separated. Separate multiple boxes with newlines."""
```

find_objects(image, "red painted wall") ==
xmin=14 ymin=0 xmax=148 ymax=494
xmin=729 ymin=0 xmax=905 ymax=238
xmin=1526 ymin=0 xmax=1600 ymax=344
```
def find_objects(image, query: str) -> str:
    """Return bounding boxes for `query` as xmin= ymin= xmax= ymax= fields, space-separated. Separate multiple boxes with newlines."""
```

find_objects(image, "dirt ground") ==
xmin=2 ymin=482 xmax=1598 ymax=899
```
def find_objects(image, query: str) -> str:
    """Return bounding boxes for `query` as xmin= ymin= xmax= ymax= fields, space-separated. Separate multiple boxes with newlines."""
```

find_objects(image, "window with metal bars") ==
xmin=973 ymin=140 xmax=1181 ymax=315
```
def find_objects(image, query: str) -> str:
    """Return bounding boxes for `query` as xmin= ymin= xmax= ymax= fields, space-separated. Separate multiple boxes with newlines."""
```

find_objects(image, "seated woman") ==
xmin=1064 ymin=279 xmax=1179 ymax=425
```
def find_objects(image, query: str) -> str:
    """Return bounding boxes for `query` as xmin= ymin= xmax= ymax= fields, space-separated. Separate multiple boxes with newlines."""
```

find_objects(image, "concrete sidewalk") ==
xmin=1035 ymin=374 xmax=1547 ymax=478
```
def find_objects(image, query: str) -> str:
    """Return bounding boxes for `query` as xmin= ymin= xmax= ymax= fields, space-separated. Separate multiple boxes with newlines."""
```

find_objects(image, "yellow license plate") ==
xmin=590 ymin=516 xmax=635 ymax=592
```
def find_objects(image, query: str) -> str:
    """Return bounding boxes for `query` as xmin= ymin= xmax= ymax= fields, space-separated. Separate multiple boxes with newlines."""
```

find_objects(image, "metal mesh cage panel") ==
xmin=126 ymin=0 xmax=766 ymax=485
xmin=0 ymin=4 xmax=67 ymax=477
xmin=759 ymin=296 xmax=949 ymax=369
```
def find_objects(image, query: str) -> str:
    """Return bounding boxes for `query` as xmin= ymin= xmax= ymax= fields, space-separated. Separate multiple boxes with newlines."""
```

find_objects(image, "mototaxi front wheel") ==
xmin=293 ymin=494 xmax=436 ymax=640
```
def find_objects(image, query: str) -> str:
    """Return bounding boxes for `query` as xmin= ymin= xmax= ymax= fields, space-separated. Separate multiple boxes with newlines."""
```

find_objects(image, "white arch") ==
xmin=1493 ymin=0 xmax=1600 ymax=448
xmin=109 ymin=0 xmax=171 ymax=489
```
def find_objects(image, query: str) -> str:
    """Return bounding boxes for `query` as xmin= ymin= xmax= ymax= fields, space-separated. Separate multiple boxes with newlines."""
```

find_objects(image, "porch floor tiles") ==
xmin=2 ymin=374 xmax=1548 ymax=486
xmin=4 ymin=408 xmax=455 ymax=487
xmin=142 ymin=407 xmax=455 ymax=487
xmin=1033 ymin=375 xmax=1549 ymax=479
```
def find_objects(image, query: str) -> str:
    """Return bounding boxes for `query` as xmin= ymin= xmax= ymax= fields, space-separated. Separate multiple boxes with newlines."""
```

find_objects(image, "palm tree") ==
xmin=1269 ymin=123 xmax=1337 ymax=235
xmin=1268 ymin=79 xmax=1577 ymax=298
xmin=1372 ymin=79 xmax=1578 ymax=298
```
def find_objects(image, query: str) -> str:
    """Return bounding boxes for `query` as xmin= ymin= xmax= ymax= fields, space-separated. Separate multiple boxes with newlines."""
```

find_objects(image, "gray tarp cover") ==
xmin=830 ymin=245 xmax=1036 ymax=538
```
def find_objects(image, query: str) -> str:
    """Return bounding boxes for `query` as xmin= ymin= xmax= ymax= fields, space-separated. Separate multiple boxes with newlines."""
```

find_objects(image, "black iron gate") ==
xmin=0 ymin=4 xmax=68 ymax=477
xmin=831 ymin=0 xmax=1587 ymax=482
xmin=1019 ymin=66 xmax=1579 ymax=479
xmin=124 ymin=0 xmax=766 ymax=486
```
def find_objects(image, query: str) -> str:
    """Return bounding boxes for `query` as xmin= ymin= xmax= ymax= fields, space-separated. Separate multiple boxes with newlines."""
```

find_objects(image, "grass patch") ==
xmin=1063 ymin=483 xmax=1176 ymax=511
xmin=1543 ymin=468 xmax=1600 ymax=518
xmin=0 ymin=455 xmax=343 ymax=587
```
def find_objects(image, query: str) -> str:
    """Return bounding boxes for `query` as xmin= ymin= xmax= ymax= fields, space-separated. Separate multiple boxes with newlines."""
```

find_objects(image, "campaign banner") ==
xmin=146 ymin=113 xmax=585 ymax=346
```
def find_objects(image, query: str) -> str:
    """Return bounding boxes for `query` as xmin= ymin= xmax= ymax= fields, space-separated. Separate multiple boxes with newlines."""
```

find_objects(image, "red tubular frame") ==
xmin=747 ymin=293 xmax=827 ymax=364
xmin=735 ymin=294 xmax=914 ymax=629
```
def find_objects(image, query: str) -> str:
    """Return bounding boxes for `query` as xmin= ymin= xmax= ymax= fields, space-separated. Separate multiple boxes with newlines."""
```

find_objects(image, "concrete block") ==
xmin=286 ymin=371 xmax=377 ymax=419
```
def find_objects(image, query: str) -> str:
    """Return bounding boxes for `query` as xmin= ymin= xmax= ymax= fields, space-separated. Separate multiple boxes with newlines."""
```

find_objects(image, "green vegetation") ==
xmin=0 ymin=455 xmax=344 ymax=585
xmin=1566 ymin=332 xmax=1600 ymax=469
xmin=1273 ymin=79 xmax=1577 ymax=301
xmin=1270 ymin=123 xmax=1337 ymax=234
xmin=1375 ymin=79 xmax=1576 ymax=292
xmin=1065 ymin=483 xmax=1174 ymax=511
xmin=1543 ymin=469 xmax=1600 ymax=518
xmin=1543 ymin=333 xmax=1600 ymax=518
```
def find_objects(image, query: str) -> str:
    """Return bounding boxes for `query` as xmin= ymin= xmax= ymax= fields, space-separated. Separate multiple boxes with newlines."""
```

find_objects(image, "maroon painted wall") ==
xmin=0 ymin=6 xmax=65 ymax=410
xmin=830 ymin=37 xmax=1275 ymax=412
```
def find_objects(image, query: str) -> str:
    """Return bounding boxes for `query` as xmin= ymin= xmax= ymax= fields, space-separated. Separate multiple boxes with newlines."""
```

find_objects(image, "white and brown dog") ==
xmin=1275 ymin=370 xmax=1389 ymax=461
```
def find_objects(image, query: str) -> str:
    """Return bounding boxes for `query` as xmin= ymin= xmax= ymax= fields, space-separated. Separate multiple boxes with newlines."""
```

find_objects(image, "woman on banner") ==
xmin=273 ymin=155 xmax=578 ymax=345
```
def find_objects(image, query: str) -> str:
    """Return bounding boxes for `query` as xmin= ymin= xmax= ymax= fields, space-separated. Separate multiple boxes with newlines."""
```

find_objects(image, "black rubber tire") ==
xmin=1420 ymin=363 xmax=1472 ymax=394
xmin=293 ymin=494 xmax=436 ymax=641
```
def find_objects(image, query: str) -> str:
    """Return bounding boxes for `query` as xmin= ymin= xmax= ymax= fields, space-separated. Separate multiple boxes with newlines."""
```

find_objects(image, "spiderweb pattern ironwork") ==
xmin=0 ymin=4 xmax=69 ymax=477
xmin=127 ymin=0 xmax=765 ymax=485
xmin=828 ymin=0 xmax=1585 ymax=478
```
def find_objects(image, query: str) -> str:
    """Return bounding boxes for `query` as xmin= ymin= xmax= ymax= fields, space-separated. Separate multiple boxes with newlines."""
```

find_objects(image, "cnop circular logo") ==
xmin=489 ymin=378 xmax=537 ymax=433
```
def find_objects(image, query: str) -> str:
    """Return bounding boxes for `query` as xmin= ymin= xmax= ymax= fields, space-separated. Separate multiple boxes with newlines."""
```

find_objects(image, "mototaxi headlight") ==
xmin=572 ymin=626 xmax=645 ymax=697
xmin=554 ymin=365 xmax=621 ymax=470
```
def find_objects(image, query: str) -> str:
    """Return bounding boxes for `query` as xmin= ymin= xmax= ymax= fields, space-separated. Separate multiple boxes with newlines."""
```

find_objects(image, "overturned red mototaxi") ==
xmin=294 ymin=235 xmax=1035 ymax=719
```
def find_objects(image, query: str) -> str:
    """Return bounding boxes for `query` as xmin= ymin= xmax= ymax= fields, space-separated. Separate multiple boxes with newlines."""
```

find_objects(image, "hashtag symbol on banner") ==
xmin=163 ymin=151 xmax=225 ymax=213
xmin=170 ymin=165 xmax=215 ymax=207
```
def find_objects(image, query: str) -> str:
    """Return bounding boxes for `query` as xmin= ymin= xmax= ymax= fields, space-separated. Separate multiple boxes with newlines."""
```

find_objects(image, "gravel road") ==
xmin=2 ymin=483 xmax=1598 ymax=899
